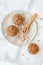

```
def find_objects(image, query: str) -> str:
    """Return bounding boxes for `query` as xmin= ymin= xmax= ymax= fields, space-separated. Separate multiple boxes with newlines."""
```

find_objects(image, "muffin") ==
xmin=12 ymin=14 xmax=24 ymax=25
xmin=6 ymin=25 xmax=18 ymax=36
xmin=28 ymin=43 xmax=39 ymax=54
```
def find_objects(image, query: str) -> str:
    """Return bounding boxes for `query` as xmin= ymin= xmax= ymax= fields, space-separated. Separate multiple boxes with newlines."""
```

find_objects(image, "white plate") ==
xmin=1 ymin=10 xmax=38 ymax=46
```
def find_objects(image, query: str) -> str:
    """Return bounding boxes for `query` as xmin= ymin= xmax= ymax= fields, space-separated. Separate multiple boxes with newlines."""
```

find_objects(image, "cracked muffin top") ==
xmin=12 ymin=14 xmax=24 ymax=25
xmin=6 ymin=25 xmax=18 ymax=36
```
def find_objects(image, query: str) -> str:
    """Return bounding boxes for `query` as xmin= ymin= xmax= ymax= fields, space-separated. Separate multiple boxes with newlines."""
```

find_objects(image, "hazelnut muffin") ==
xmin=28 ymin=43 xmax=39 ymax=54
xmin=12 ymin=14 xmax=24 ymax=25
xmin=6 ymin=25 xmax=18 ymax=36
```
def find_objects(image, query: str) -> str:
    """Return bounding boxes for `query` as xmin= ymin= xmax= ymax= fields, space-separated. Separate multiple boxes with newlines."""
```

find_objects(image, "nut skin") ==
xmin=6 ymin=25 xmax=18 ymax=36
xmin=12 ymin=14 xmax=24 ymax=25
xmin=28 ymin=43 xmax=39 ymax=54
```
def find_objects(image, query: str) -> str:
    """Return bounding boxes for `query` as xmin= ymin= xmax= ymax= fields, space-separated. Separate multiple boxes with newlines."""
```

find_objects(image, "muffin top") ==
xmin=6 ymin=25 xmax=18 ymax=36
xmin=12 ymin=14 xmax=24 ymax=25
xmin=28 ymin=43 xmax=39 ymax=54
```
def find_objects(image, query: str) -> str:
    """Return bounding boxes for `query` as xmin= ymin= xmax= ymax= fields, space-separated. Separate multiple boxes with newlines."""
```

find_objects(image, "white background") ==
xmin=0 ymin=0 xmax=43 ymax=65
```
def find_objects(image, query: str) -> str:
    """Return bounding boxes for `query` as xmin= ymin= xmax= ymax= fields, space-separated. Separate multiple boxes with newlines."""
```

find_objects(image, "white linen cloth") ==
xmin=0 ymin=60 xmax=19 ymax=65
xmin=0 ymin=0 xmax=43 ymax=65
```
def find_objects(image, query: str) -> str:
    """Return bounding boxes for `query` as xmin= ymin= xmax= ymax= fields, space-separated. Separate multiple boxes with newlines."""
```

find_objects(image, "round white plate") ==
xmin=1 ymin=10 xmax=38 ymax=46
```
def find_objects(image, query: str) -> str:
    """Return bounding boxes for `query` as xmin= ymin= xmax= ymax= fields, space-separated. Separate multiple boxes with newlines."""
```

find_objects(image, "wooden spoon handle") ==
xmin=26 ymin=13 xmax=38 ymax=27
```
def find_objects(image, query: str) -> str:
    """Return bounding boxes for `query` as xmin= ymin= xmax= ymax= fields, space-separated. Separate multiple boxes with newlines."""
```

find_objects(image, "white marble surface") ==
xmin=0 ymin=0 xmax=43 ymax=65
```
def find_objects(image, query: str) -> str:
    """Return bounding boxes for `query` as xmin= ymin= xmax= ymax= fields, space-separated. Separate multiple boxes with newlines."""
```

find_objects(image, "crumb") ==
xmin=22 ymin=54 xmax=24 ymax=56
xmin=40 ymin=18 xmax=43 ymax=20
xmin=37 ymin=40 xmax=40 ymax=42
xmin=23 ymin=35 xmax=26 ymax=40
xmin=26 ymin=35 xmax=30 ymax=41
xmin=18 ymin=34 xmax=25 ymax=42
xmin=27 ymin=58 xmax=29 ymax=60
xmin=24 ymin=35 xmax=30 ymax=41
xmin=18 ymin=34 xmax=30 ymax=42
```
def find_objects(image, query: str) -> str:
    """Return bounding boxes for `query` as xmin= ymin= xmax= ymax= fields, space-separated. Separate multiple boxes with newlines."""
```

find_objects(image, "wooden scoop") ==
xmin=20 ymin=13 xmax=38 ymax=35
